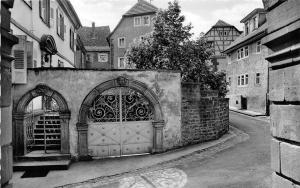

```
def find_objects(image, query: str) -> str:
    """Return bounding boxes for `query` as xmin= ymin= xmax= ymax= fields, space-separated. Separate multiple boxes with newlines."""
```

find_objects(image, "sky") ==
xmin=71 ymin=0 xmax=263 ymax=37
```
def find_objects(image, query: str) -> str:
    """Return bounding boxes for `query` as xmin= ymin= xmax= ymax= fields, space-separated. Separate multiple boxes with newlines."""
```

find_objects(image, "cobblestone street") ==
xmin=54 ymin=111 xmax=271 ymax=188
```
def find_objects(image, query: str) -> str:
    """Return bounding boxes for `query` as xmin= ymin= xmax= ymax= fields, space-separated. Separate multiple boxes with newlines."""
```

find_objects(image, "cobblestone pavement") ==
xmin=58 ymin=112 xmax=270 ymax=188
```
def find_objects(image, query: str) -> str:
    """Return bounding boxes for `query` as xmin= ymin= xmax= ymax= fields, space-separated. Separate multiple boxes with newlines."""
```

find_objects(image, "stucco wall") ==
xmin=12 ymin=69 xmax=182 ymax=156
xmin=110 ymin=14 xmax=155 ymax=68
xmin=11 ymin=0 xmax=77 ymax=67
xmin=226 ymin=42 xmax=269 ymax=114
xmin=86 ymin=51 xmax=111 ymax=69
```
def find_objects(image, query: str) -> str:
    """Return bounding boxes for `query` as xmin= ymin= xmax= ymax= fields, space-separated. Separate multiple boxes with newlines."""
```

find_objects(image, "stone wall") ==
xmin=12 ymin=69 xmax=182 ymax=157
xmin=263 ymin=0 xmax=300 ymax=187
xmin=181 ymin=83 xmax=229 ymax=146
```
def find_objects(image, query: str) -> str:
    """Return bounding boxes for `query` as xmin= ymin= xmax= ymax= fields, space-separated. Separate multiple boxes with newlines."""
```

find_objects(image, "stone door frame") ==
xmin=13 ymin=84 xmax=71 ymax=156
xmin=77 ymin=76 xmax=165 ymax=160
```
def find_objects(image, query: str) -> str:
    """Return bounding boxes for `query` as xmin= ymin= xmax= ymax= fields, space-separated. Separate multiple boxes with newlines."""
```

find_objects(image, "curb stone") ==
xmin=56 ymin=125 xmax=249 ymax=188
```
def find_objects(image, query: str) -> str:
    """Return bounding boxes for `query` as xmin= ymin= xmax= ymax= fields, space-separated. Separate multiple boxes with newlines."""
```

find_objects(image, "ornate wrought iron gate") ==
xmin=88 ymin=87 xmax=154 ymax=158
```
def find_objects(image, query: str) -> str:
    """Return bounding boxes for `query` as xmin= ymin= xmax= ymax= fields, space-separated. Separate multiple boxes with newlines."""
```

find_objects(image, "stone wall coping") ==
xmin=27 ymin=68 xmax=181 ymax=73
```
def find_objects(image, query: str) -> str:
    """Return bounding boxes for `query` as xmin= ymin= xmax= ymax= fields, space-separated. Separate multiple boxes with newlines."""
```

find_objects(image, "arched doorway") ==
xmin=77 ymin=76 xmax=165 ymax=159
xmin=13 ymin=84 xmax=71 ymax=156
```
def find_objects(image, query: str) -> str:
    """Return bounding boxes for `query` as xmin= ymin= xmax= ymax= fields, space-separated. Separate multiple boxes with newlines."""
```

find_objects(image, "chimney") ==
xmin=92 ymin=22 xmax=96 ymax=39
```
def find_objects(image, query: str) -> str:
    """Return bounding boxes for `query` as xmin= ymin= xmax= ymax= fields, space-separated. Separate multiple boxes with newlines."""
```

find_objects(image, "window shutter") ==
xmin=56 ymin=8 xmax=59 ymax=35
xmin=26 ymin=41 xmax=33 ymax=68
xmin=60 ymin=16 xmax=64 ymax=39
xmin=12 ymin=35 xmax=27 ymax=84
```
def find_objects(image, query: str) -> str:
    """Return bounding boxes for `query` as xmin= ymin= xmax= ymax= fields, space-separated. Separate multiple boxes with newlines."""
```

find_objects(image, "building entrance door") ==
xmin=88 ymin=87 xmax=154 ymax=158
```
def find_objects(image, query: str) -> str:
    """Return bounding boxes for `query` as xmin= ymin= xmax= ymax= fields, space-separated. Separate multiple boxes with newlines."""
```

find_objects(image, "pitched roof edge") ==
xmin=223 ymin=29 xmax=267 ymax=54
xmin=240 ymin=8 xmax=266 ymax=23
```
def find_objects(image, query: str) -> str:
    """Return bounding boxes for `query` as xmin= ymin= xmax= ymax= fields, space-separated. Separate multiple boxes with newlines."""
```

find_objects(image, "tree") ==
xmin=126 ymin=0 xmax=228 ymax=97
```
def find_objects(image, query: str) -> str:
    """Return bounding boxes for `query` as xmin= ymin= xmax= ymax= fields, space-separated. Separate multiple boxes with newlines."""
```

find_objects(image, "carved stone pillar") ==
xmin=152 ymin=120 xmax=165 ymax=153
xmin=76 ymin=122 xmax=91 ymax=160
xmin=1 ymin=0 xmax=18 ymax=186
xmin=60 ymin=112 xmax=71 ymax=154
xmin=12 ymin=113 xmax=26 ymax=156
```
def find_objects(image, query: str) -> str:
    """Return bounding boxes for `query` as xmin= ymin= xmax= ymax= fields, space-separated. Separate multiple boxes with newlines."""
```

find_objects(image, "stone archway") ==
xmin=13 ymin=84 xmax=71 ymax=156
xmin=77 ymin=76 xmax=165 ymax=159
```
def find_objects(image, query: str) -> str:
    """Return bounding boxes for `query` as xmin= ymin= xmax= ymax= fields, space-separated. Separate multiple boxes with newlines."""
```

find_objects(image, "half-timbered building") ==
xmin=205 ymin=20 xmax=241 ymax=71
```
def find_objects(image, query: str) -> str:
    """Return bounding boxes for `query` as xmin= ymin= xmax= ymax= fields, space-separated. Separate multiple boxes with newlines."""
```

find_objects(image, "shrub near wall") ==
xmin=181 ymin=83 xmax=229 ymax=146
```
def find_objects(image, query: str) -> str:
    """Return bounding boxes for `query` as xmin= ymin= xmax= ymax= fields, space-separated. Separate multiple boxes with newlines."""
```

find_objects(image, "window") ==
xmin=240 ymin=48 xmax=244 ymax=58
xmin=241 ymin=75 xmax=245 ymax=85
xmin=256 ymin=41 xmax=261 ymax=53
xmin=87 ymin=53 xmax=93 ymax=62
xmin=245 ymin=21 xmax=250 ymax=35
xmin=256 ymin=73 xmax=261 ymax=85
xmin=70 ymin=29 xmax=74 ymax=50
xmin=58 ymin=60 xmax=64 ymax=67
xmin=245 ymin=46 xmax=249 ymax=57
xmin=143 ymin=16 xmax=150 ymax=25
xmin=118 ymin=57 xmax=126 ymax=68
xmin=253 ymin=16 xmax=258 ymax=30
xmin=134 ymin=17 xmax=141 ymax=26
xmin=220 ymin=31 xmax=223 ymax=36
xmin=40 ymin=0 xmax=50 ymax=26
xmin=57 ymin=8 xmax=64 ymax=39
xmin=98 ymin=53 xmax=108 ymax=63
xmin=23 ymin=0 xmax=32 ymax=7
xmin=118 ymin=37 xmax=125 ymax=48
xmin=224 ymin=31 xmax=227 ymax=36
xmin=237 ymin=46 xmax=249 ymax=60
xmin=238 ymin=74 xmax=249 ymax=86
xmin=228 ymin=76 xmax=232 ymax=86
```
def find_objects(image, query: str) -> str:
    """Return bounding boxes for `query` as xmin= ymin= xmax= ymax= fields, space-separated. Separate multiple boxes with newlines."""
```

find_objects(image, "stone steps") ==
xmin=13 ymin=160 xmax=71 ymax=171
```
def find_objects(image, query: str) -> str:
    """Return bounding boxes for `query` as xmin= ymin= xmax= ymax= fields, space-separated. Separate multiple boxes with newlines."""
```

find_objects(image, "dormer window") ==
xmin=245 ymin=22 xmax=250 ymax=35
xmin=252 ymin=16 xmax=258 ymax=30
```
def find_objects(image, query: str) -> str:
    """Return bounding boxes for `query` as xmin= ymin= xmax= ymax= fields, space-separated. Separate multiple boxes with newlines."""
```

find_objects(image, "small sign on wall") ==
xmin=98 ymin=53 xmax=108 ymax=63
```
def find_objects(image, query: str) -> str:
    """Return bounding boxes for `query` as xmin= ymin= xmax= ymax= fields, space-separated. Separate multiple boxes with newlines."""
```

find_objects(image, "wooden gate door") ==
xmin=88 ymin=87 xmax=154 ymax=158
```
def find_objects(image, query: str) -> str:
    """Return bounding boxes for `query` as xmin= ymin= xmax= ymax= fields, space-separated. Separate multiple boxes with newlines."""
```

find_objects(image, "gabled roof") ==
xmin=223 ymin=23 xmax=267 ymax=54
xmin=213 ymin=20 xmax=233 ymax=27
xmin=108 ymin=0 xmax=158 ymax=39
xmin=240 ymin=8 xmax=266 ymax=23
xmin=78 ymin=26 xmax=110 ymax=48
xmin=204 ymin=20 xmax=241 ymax=36
xmin=124 ymin=0 xmax=158 ymax=17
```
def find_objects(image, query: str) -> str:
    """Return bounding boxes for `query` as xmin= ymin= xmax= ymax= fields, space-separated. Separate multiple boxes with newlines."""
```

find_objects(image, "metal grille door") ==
xmin=88 ymin=87 xmax=154 ymax=158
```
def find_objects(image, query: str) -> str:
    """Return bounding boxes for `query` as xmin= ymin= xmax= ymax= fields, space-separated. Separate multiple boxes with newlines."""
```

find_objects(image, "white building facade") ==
xmin=10 ymin=0 xmax=82 ymax=84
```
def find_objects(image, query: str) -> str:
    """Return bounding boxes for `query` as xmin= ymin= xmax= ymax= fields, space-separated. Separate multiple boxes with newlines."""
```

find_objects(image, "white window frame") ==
xmin=134 ymin=16 xmax=141 ymax=27
xmin=143 ymin=16 xmax=150 ymax=26
xmin=245 ymin=21 xmax=250 ymax=35
xmin=256 ymin=41 xmax=261 ymax=53
xmin=245 ymin=46 xmax=249 ymax=57
xmin=118 ymin=37 xmax=125 ymax=48
xmin=255 ymin=73 xmax=261 ymax=85
xmin=237 ymin=46 xmax=249 ymax=60
xmin=118 ymin=57 xmax=126 ymax=68
xmin=238 ymin=73 xmax=249 ymax=87
xmin=98 ymin=53 xmax=108 ymax=63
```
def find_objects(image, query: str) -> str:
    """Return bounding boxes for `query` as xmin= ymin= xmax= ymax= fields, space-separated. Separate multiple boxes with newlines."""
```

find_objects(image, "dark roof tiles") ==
xmin=124 ymin=0 xmax=158 ymax=16
xmin=213 ymin=20 xmax=233 ymax=27
xmin=78 ymin=26 xmax=110 ymax=47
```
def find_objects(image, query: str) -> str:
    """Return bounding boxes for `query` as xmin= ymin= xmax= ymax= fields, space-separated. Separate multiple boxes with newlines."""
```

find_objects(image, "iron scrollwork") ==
xmin=89 ymin=87 xmax=154 ymax=122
